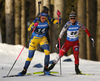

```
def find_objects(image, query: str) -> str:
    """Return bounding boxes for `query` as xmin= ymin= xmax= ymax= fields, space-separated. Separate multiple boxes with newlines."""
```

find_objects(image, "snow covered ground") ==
xmin=0 ymin=43 xmax=100 ymax=81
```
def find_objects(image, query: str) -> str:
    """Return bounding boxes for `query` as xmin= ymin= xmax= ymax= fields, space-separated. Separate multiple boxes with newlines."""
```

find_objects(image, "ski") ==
xmin=27 ymin=71 xmax=59 ymax=75
xmin=3 ymin=74 xmax=33 ymax=78
xmin=39 ymin=74 xmax=57 ymax=76
xmin=70 ymin=73 xmax=94 ymax=75
xmin=3 ymin=71 xmax=59 ymax=78
xmin=3 ymin=75 xmax=21 ymax=78
xmin=78 ymin=73 xmax=94 ymax=75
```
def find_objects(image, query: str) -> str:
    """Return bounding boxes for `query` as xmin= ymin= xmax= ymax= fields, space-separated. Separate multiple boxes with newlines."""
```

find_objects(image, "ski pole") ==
xmin=7 ymin=46 xmax=25 ymax=76
xmin=6 ymin=22 xmax=39 ymax=76
xmin=57 ymin=10 xmax=62 ymax=76
xmin=6 ymin=1 xmax=41 ymax=76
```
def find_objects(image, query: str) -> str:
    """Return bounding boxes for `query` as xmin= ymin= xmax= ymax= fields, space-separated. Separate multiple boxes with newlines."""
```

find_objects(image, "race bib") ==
xmin=34 ymin=28 xmax=48 ymax=35
xmin=67 ymin=30 xmax=79 ymax=38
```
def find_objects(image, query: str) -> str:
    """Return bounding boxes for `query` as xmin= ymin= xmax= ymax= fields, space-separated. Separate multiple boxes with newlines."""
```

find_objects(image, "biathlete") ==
xmin=48 ymin=11 xmax=94 ymax=74
xmin=18 ymin=7 xmax=61 ymax=76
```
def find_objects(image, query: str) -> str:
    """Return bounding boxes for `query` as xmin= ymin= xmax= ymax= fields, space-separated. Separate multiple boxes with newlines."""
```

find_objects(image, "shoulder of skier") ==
xmin=33 ymin=17 xmax=40 ymax=23
xmin=78 ymin=21 xmax=86 ymax=30
xmin=59 ymin=21 xmax=69 ymax=39
xmin=63 ymin=21 xmax=70 ymax=29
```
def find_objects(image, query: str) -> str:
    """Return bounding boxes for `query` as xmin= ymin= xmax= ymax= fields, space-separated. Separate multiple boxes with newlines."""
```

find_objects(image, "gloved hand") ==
xmin=31 ymin=22 xmax=39 ymax=32
xmin=31 ymin=22 xmax=39 ymax=30
xmin=89 ymin=36 xmax=94 ymax=43
xmin=34 ymin=22 xmax=39 ymax=27
xmin=89 ymin=36 xmax=95 ymax=47
xmin=56 ymin=38 xmax=61 ymax=49
xmin=57 ymin=10 xmax=61 ymax=16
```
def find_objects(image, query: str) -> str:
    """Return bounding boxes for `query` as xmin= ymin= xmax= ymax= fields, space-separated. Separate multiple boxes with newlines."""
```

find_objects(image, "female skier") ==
xmin=48 ymin=11 xmax=94 ymax=74
xmin=18 ymin=7 xmax=61 ymax=76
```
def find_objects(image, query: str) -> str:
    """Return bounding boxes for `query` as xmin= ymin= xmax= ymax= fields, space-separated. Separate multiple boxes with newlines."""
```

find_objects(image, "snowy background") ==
xmin=0 ymin=43 xmax=100 ymax=81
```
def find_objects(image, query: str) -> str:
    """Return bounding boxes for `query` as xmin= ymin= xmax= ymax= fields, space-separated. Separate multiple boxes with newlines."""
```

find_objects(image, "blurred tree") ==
xmin=29 ymin=0 xmax=35 ymax=23
xmin=21 ymin=0 xmax=26 ymax=46
xmin=86 ymin=0 xmax=97 ymax=60
xmin=77 ymin=0 xmax=87 ymax=59
xmin=0 ymin=0 xmax=5 ymax=43
xmin=15 ymin=0 xmax=21 ymax=45
xmin=96 ymin=0 xmax=100 ymax=61
xmin=49 ymin=0 xmax=54 ymax=52
xmin=50 ymin=0 xmax=54 ymax=18
xmin=43 ymin=0 xmax=50 ymax=9
xmin=36 ymin=0 xmax=43 ymax=15
xmin=5 ymin=0 xmax=14 ymax=44
xmin=53 ymin=0 xmax=66 ymax=53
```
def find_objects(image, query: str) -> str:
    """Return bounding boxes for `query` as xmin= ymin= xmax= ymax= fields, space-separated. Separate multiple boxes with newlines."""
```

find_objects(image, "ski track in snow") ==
xmin=0 ymin=43 xmax=100 ymax=81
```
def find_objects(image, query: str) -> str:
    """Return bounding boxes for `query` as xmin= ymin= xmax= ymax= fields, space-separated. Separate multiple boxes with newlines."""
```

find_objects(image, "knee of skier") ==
xmin=44 ymin=50 xmax=50 ymax=55
xmin=59 ymin=49 xmax=65 ymax=57
xmin=26 ymin=57 xmax=33 ymax=61
xmin=26 ymin=50 xmax=35 ymax=61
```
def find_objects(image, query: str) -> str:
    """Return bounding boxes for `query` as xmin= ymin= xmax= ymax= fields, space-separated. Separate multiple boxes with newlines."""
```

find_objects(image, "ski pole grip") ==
xmin=57 ymin=10 xmax=61 ymax=23
xmin=34 ymin=22 xmax=39 ymax=27
xmin=57 ymin=10 xmax=61 ymax=16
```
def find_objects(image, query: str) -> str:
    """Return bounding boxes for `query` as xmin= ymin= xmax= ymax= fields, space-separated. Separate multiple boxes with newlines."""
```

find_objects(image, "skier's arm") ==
xmin=47 ymin=17 xmax=61 ymax=24
xmin=28 ymin=18 xmax=38 ymax=31
xmin=28 ymin=22 xmax=34 ymax=31
xmin=56 ymin=22 xmax=69 ymax=49
xmin=59 ymin=22 xmax=69 ymax=39
xmin=78 ymin=22 xmax=91 ymax=37
xmin=79 ymin=22 xmax=94 ymax=46
xmin=84 ymin=28 xmax=91 ymax=37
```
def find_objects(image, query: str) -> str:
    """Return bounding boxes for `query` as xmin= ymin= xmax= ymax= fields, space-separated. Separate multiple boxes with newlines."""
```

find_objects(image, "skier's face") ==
xmin=70 ymin=17 xmax=76 ymax=24
xmin=40 ymin=16 xmax=47 ymax=23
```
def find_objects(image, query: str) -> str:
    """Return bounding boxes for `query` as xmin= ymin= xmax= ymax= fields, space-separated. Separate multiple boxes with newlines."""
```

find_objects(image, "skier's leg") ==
xmin=24 ymin=50 xmax=35 ymax=69
xmin=40 ymin=36 xmax=50 ymax=72
xmin=49 ymin=39 xmax=71 ymax=70
xmin=73 ymin=43 xmax=81 ymax=74
xmin=18 ymin=36 xmax=40 ymax=76
xmin=73 ymin=45 xmax=79 ymax=65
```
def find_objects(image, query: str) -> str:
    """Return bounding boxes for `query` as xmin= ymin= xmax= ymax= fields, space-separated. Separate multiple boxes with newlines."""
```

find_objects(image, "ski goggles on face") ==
xmin=40 ymin=13 xmax=48 ymax=17
xmin=41 ymin=17 xmax=46 ymax=20
xmin=70 ymin=18 xmax=76 ymax=20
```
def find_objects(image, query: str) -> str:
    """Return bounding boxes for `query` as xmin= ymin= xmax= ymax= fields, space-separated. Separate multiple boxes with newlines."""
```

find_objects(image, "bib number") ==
xmin=35 ymin=28 xmax=47 ymax=34
xmin=67 ymin=31 xmax=79 ymax=38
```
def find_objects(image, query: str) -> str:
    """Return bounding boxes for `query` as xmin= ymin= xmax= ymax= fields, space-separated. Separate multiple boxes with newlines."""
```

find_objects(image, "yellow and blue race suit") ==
xmin=24 ymin=17 xmax=61 ymax=69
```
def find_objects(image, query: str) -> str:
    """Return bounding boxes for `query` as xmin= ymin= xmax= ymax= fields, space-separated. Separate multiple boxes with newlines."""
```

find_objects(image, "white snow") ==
xmin=0 ymin=43 xmax=100 ymax=81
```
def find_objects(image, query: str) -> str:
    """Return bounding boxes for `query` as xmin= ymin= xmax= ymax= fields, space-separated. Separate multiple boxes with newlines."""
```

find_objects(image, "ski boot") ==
xmin=18 ymin=68 xmax=27 ymax=76
xmin=48 ymin=62 xmax=56 ymax=70
xmin=44 ymin=65 xmax=50 ymax=75
xmin=75 ymin=64 xmax=81 ymax=74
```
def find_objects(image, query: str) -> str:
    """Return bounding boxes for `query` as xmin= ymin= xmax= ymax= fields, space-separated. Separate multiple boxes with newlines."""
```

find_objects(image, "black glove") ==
xmin=89 ymin=36 xmax=94 ymax=42
xmin=89 ymin=36 xmax=95 ymax=47
xmin=56 ymin=41 xmax=59 ymax=49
